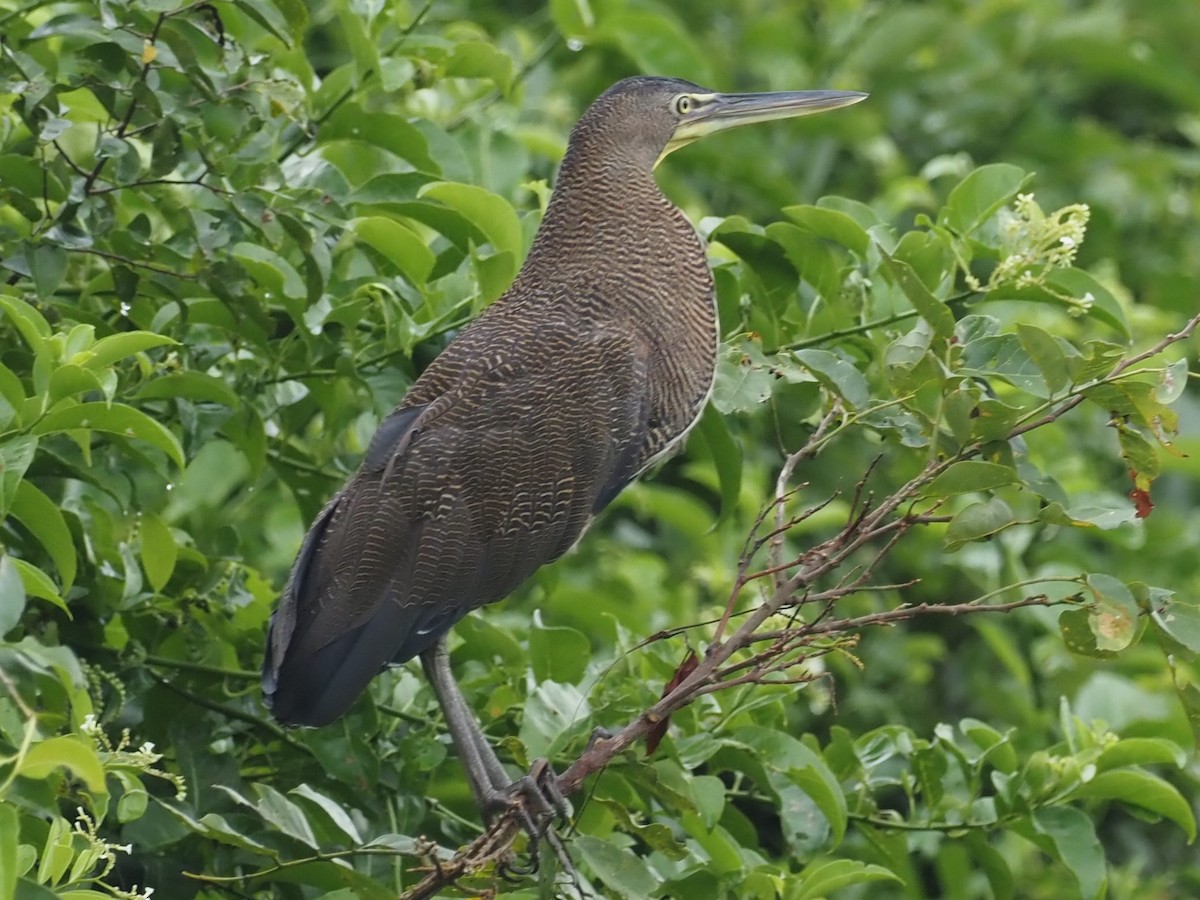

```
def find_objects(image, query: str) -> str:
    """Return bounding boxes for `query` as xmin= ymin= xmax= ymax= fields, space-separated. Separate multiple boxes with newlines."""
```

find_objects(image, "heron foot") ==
xmin=493 ymin=758 xmax=574 ymax=879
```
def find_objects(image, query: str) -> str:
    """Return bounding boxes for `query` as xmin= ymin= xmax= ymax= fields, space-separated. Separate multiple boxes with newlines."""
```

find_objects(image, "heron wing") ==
xmin=263 ymin=317 xmax=650 ymax=726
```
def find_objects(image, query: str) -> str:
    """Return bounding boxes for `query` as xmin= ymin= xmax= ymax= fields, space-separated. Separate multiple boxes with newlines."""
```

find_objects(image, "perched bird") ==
xmin=263 ymin=76 xmax=865 ymax=819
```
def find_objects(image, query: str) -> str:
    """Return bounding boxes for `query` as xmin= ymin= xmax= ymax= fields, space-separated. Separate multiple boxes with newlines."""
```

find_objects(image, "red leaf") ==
xmin=644 ymin=649 xmax=698 ymax=757
xmin=1129 ymin=469 xmax=1154 ymax=519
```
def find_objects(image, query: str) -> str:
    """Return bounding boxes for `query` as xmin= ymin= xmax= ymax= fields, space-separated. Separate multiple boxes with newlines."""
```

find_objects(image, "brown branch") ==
xmin=73 ymin=246 xmax=197 ymax=280
xmin=401 ymin=316 xmax=1198 ymax=896
xmin=88 ymin=175 xmax=231 ymax=197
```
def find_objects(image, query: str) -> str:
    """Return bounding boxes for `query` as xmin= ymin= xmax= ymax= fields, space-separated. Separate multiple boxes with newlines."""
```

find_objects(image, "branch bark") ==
xmin=400 ymin=314 xmax=1200 ymax=898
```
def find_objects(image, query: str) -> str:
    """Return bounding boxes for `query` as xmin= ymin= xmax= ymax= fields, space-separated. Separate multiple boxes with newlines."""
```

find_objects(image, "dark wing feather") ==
xmin=264 ymin=315 xmax=651 ymax=726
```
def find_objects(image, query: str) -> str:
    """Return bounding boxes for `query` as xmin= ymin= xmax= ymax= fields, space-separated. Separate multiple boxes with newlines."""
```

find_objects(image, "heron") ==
xmin=263 ymin=76 xmax=865 ymax=827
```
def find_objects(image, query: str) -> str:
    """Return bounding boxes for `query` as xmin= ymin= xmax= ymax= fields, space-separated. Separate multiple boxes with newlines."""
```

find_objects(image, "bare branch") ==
xmin=401 ymin=317 xmax=1198 ymax=897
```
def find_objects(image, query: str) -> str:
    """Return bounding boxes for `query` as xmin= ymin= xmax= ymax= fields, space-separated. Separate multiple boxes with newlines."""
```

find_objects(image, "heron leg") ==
xmin=420 ymin=638 xmax=571 ymax=826
xmin=421 ymin=637 xmax=511 ymax=811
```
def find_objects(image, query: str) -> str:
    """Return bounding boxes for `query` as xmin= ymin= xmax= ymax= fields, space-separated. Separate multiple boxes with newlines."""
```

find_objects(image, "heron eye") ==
xmin=674 ymin=95 xmax=692 ymax=114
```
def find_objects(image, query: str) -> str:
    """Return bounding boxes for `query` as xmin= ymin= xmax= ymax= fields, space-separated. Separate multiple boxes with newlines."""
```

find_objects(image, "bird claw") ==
xmin=493 ymin=758 xmax=573 ymax=880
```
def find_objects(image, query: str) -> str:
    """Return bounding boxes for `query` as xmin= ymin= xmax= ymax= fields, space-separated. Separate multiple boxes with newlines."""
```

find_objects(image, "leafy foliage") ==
xmin=1 ymin=0 xmax=1198 ymax=898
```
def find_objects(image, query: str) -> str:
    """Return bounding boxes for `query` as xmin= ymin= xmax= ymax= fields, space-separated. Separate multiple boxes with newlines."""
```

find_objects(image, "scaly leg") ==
xmin=419 ymin=637 xmax=570 ymax=830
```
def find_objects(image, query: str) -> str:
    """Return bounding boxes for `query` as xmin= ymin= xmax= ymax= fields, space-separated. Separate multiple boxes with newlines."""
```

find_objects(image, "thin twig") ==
xmin=400 ymin=316 xmax=1198 ymax=895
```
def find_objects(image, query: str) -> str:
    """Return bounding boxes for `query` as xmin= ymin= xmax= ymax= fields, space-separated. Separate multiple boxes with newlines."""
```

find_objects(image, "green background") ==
xmin=1 ymin=0 xmax=1198 ymax=897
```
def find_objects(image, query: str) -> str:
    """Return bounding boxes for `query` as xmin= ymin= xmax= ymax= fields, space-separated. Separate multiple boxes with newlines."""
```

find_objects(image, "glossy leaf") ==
xmin=351 ymin=216 xmax=435 ymax=286
xmin=694 ymin=404 xmax=742 ymax=523
xmin=0 ymin=554 xmax=26 ymax=636
xmin=17 ymin=736 xmax=107 ymax=794
xmin=81 ymin=332 xmax=177 ymax=369
xmin=8 ymin=480 xmax=76 ymax=589
xmin=927 ymin=461 xmax=1019 ymax=497
xmin=944 ymin=498 xmax=1015 ymax=549
xmin=139 ymin=512 xmax=177 ymax=592
xmin=32 ymin=402 xmax=185 ymax=468
xmin=576 ymin=835 xmax=660 ymax=897
xmin=791 ymin=859 xmax=901 ymax=900
xmin=420 ymin=182 xmax=523 ymax=262
xmin=941 ymin=163 xmax=1031 ymax=236
xmin=1029 ymin=807 xmax=1106 ymax=900
xmin=1072 ymin=769 xmax=1196 ymax=842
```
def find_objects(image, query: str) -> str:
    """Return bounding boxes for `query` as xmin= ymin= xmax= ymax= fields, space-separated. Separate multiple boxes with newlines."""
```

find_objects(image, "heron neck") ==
xmin=519 ymin=152 xmax=689 ymax=281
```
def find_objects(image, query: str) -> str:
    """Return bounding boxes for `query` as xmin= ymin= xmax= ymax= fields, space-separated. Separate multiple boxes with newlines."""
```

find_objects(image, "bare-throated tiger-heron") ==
xmin=263 ymin=76 xmax=866 ymax=823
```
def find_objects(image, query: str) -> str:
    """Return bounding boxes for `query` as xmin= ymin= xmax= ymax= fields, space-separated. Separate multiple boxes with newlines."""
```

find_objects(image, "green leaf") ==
xmin=351 ymin=217 xmax=435 ymax=286
xmin=1085 ymin=573 xmax=1137 ymax=652
xmin=321 ymin=104 xmax=438 ymax=173
xmin=1016 ymin=323 xmax=1070 ymax=393
xmin=604 ymin=9 xmax=710 ymax=84
xmin=966 ymin=831 xmax=1015 ymax=900
xmin=765 ymin=222 xmax=839 ymax=303
xmin=736 ymin=726 xmax=848 ymax=846
xmin=575 ymin=835 xmax=660 ymax=898
xmin=1148 ymin=591 xmax=1200 ymax=653
xmin=529 ymin=612 xmax=590 ymax=683
xmin=79 ymin=331 xmax=177 ymax=369
xmin=1096 ymin=737 xmax=1187 ymax=772
xmin=518 ymin=680 xmax=590 ymax=759
xmin=694 ymin=405 xmax=742 ymax=524
xmin=336 ymin=4 xmax=379 ymax=82
xmin=941 ymin=163 xmax=1031 ymax=236
xmin=791 ymin=859 xmax=901 ymax=900
xmin=1156 ymin=357 xmax=1188 ymax=404
xmin=0 ymin=436 xmax=38 ymax=518
xmin=188 ymin=811 xmax=273 ymax=853
xmin=17 ymin=735 xmax=107 ymax=794
xmin=291 ymin=783 xmax=364 ymax=844
xmin=32 ymin=401 xmax=185 ymax=468
xmin=9 ymin=480 xmax=76 ymax=589
xmin=232 ymin=242 xmax=307 ymax=303
xmin=48 ymin=365 xmax=107 ymax=405
xmin=29 ymin=245 xmax=68 ymax=299
xmin=1073 ymin=769 xmax=1196 ymax=841
xmin=0 ymin=553 xmax=26 ymax=636
xmin=927 ymin=461 xmax=1018 ymax=497
xmin=445 ymin=41 xmax=515 ymax=92
xmin=0 ymin=361 xmax=25 ymax=417
xmin=149 ymin=117 xmax=182 ymax=177
xmin=595 ymin=798 xmax=688 ymax=861
xmin=1117 ymin=426 xmax=1160 ymax=480
xmin=139 ymin=511 xmax=177 ymax=592
xmin=792 ymin=349 xmax=870 ymax=409
xmin=35 ymin=815 xmax=73 ymax=888
xmin=0 ymin=805 xmax=16 ymax=900
xmin=880 ymin=252 xmax=956 ymax=339
xmin=11 ymin=559 xmax=69 ymax=615
xmin=135 ymin=371 xmax=241 ymax=407
xmin=1059 ymin=607 xmax=1114 ymax=659
xmin=223 ymin=783 xmax=319 ymax=848
xmin=420 ymin=181 xmax=523 ymax=262
xmin=958 ymin=332 xmax=1050 ymax=398
xmin=711 ymin=342 xmax=775 ymax=414
xmin=0 ymin=295 xmax=52 ymax=355
xmin=230 ymin=0 xmax=295 ymax=44
xmin=1029 ymin=807 xmax=1106 ymax=900
xmin=944 ymin=498 xmax=1015 ymax=550
xmin=782 ymin=204 xmax=870 ymax=255
xmin=550 ymin=0 xmax=595 ymax=39
xmin=690 ymin=774 xmax=726 ymax=831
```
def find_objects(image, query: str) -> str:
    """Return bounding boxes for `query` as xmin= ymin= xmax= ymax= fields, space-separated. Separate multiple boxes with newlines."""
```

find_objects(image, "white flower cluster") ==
xmin=966 ymin=193 xmax=1092 ymax=313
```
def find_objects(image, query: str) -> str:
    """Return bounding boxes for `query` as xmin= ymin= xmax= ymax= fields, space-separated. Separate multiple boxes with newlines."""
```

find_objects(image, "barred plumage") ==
xmin=262 ymin=78 xmax=866 ymax=768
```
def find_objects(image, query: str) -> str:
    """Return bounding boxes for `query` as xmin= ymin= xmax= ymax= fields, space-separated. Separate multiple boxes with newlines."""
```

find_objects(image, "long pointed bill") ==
xmin=659 ymin=89 xmax=867 ymax=165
